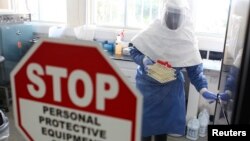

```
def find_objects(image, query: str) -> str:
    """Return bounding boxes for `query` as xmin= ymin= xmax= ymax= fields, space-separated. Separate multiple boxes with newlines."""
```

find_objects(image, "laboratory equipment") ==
xmin=0 ymin=14 xmax=33 ymax=112
xmin=0 ymin=14 xmax=33 ymax=82
xmin=147 ymin=60 xmax=176 ymax=83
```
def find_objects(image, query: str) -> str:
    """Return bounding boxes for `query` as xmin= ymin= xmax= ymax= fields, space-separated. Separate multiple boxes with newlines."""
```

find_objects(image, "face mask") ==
xmin=164 ymin=7 xmax=185 ymax=30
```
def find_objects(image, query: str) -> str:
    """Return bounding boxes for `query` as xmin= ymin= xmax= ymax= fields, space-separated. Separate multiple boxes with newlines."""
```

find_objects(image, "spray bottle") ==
xmin=115 ymin=30 xmax=124 ymax=55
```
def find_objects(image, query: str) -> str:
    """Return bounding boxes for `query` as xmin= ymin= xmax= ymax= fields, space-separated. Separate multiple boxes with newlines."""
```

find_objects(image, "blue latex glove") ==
xmin=218 ymin=90 xmax=231 ymax=101
xmin=201 ymin=90 xmax=217 ymax=103
xmin=143 ymin=56 xmax=154 ymax=71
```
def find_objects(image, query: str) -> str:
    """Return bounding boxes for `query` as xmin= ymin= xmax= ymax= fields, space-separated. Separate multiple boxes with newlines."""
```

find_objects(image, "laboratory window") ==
xmin=13 ymin=0 xmax=67 ymax=23
xmin=90 ymin=0 xmax=230 ymax=36
xmin=91 ymin=0 xmax=162 ymax=28
xmin=194 ymin=0 xmax=230 ymax=36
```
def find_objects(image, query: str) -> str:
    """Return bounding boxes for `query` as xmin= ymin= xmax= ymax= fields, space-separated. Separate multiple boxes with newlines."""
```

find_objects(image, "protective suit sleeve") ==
xmin=129 ymin=47 xmax=145 ymax=66
xmin=186 ymin=64 xmax=208 ymax=92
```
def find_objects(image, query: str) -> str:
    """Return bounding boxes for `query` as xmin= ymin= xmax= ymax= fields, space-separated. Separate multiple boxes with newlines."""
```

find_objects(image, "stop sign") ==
xmin=11 ymin=38 xmax=142 ymax=141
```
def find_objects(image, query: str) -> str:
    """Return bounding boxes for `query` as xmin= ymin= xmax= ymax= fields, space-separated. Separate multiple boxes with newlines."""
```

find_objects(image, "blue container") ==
xmin=103 ymin=43 xmax=114 ymax=53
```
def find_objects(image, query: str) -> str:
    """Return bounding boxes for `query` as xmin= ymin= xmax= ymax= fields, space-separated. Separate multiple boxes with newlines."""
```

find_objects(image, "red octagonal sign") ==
xmin=11 ymin=39 xmax=142 ymax=141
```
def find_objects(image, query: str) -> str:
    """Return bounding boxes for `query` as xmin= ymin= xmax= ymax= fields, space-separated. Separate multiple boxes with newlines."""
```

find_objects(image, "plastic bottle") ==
xmin=186 ymin=117 xmax=200 ymax=140
xmin=120 ymin=29 xmax=125 ymax=41
xmin=115 ymin=34 xmax=122 ymax=55
xmin=198 ymin=108 xmax=209 ymax=137
xmin=198 ymin=108 xmax=209 ymax=119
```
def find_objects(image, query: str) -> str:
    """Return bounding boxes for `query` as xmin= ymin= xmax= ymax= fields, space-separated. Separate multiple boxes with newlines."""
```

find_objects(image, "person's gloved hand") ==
xmin=200 ymin=88 xmax=217 ymax=103
xmin=143 ymin=56 xmax=154 ymax=71
xmin=218 ymin=90 xmax=232 ymax=101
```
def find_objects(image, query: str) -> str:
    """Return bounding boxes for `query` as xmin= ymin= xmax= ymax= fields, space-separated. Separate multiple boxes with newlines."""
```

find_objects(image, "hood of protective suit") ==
xmin=161 ymin=0 xmax=189 ymax=30
xmin=131 ymin=0 xmax=201 ymax=67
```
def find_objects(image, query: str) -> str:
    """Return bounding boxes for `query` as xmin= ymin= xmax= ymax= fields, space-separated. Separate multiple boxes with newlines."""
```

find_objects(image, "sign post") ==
xmin=11 ymin=39 xmax=142 ymax=141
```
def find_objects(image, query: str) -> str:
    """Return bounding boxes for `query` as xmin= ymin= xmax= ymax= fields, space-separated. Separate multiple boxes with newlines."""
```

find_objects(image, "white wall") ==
xmin=197 ymin=35 xmax=224 ymax=52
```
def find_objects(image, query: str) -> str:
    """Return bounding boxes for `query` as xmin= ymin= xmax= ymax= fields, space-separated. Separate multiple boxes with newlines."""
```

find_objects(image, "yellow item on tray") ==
xmin=147 ymin=60 xmax=176 ymax=83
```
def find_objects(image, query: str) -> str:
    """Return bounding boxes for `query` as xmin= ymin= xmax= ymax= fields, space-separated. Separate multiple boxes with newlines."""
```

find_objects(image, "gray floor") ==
xmin=4 ymin=105 xmax=207 ymax=141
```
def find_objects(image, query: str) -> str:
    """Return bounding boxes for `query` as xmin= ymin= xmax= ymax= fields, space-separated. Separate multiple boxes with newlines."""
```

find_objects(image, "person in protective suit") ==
xmin=129 ymin=0 xmax=217 ymax=140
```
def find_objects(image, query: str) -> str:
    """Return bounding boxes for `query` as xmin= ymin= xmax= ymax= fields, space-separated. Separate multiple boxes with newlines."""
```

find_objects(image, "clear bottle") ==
xmin=115 ymin=34 xmax=122 ymax=55
xmin=186 ymin=117 xmax=200 ymax=140
xmin=198 ymin=108 xmax=209 ymax=137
